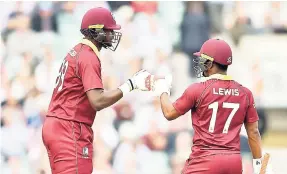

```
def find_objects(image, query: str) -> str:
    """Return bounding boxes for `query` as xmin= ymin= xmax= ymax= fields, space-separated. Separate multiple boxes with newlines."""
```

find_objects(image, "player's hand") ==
xmin=130 ymin=69 xmax=152 ymax=91
xmin=152 ymin=74 xmax=172 ymax=97
xmin=253 ymin=153 xmax=274 ymax=174
xmin=118 ymin=69 xmax=152 ymax=95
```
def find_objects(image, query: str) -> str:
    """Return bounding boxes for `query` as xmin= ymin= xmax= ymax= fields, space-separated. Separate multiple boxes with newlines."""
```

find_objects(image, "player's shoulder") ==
xmin=186 ymin=79 xmax=218 ymax=91
xmin=188 ymin=82 xmax=204 ymax=90
xmin=79 ymin=45 xmax=99 ymax=60
xmin=193 ymin=79 xmax=217 ymax=91
xmin=65 ymin=44 xmax=81 ymax=60
xmin=232 ymin=80 xmax=253 ymax=96
xmin=77 ymin=46 xmax=101 ymax=66
xmin=185 ymin=82 xmax=205 ymax=95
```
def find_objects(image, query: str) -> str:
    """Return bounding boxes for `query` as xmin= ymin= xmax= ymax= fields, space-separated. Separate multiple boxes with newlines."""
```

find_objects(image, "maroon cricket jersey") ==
xmin=173 ymin=74 xmax=259 ymax=158
xmin=46 ymin=39 xmax=103 ymax=126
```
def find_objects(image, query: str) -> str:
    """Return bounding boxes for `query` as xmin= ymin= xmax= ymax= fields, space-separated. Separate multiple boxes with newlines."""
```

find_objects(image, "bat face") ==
xmin=260 ymin=153 xmax=270 ymax=174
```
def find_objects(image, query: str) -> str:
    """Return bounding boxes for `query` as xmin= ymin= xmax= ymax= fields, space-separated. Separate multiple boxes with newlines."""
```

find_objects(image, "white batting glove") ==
xmin=118 ymin=69 xmax=152 ymax=96
xmin=131 ymin=69 xmax=153 ymax=91
xmin=152 ymin=74 xmax=172 ymax=97
xmin=253 ymin=152 xmax=274 ymax=174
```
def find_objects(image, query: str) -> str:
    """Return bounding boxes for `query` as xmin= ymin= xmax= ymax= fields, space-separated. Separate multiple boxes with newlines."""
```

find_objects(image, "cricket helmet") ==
xmin=193 ymin=39 xmax=232 ymax=77
xmin=80 ymin=7 xmax=122 ymax=51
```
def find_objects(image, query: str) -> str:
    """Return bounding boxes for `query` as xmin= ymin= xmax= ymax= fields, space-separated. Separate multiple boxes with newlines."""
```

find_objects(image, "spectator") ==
xmin=157 ymin=1 xmax=185 ymax=48
xmin=112 ymin=121 xmax=139 ymax=174
xmin=170 ymin=131 xmax=193 ymax=174
xmin=229 ymin=16 xmax=255 ymax=46
xmin=1 ymin=96 xmax=31 ymax=174
xmin=6 ymin=14 xmax=40 ymax=58
xmin=34 ymin=45 xmax=60 ymax=93
xmin=30 ymin=2 xmax=58 ymax=33
xmin=180 ymin=1 xmax=210 ymax=78
xmin=132 ymin=5 xmax=172 ymax=73
xmin=267 ymin=2 xmax=287 ymax=33
xmin=56 ymin=1 xmax=82 ymax=58
xmin=113 ymin=100 xmax=135 ymax=131
xmin=207 ymin=1 xmax=225 ymax=35
xmin=108 ymin=1 xmax=131 ymax=11
xmin=1 ymin=12 xmax=23 ymax=44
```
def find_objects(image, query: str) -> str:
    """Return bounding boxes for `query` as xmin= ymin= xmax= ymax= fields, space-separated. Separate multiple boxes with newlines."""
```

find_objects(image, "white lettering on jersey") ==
xmin=213 ymin=88 xmax=239 ymax=96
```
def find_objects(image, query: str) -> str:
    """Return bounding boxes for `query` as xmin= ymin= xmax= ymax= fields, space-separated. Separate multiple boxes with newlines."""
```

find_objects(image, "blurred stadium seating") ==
xmin=1 ymin=1 xmax=287 ymax=174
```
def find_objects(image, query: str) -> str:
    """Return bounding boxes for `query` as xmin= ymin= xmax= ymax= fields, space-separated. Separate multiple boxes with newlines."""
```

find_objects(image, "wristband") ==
xmin=253 ymin=158 xmax=262 ymax=174
xmin=118 ymin=80 xmax=132 ymax=96
xmin=128 ymin=79 xmax=134 ymax=90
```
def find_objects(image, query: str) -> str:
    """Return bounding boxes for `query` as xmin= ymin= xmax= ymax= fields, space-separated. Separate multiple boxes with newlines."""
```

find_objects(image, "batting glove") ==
xmin=118 ymin=69 xmax=152 ymax=96
xmin=152 ymin=74 xmax=172 ymax=97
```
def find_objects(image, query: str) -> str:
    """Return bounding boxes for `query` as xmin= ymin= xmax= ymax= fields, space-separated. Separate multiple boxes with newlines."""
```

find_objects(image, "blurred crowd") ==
xmin=1 ymin=1 xmax=286 ymax=174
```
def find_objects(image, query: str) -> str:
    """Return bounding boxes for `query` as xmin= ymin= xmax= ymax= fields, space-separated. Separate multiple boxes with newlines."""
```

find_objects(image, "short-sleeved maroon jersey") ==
xmin=173 ymin=74 xmax=259 ymax=158
xmin=46 ymin=39 xmax=103 ymax=126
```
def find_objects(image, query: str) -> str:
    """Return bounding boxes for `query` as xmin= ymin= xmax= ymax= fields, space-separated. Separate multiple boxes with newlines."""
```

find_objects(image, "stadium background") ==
xmin=0 ymin=1 xmax=287 ymax=174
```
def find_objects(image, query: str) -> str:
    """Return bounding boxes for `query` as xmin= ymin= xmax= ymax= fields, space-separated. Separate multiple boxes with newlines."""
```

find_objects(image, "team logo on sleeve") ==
xmin=69 ymin=48 xmax=77 ymax=57
xmin=82 ymin=146 xmax=89 ymax=158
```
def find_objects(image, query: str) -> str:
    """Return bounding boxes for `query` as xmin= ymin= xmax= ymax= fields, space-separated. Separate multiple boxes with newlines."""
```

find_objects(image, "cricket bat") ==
xmin=259 ymin=153 xmax=270 ymax=174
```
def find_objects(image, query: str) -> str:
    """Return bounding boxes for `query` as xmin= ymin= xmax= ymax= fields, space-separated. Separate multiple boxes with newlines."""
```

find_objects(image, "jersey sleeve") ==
xmin=78 ymin=54 xmax=103 ymax=92
xmin=172 ymin=83 xmax=200 ymax=115
xmin=245 ymin=90 xmax=259 ymax=123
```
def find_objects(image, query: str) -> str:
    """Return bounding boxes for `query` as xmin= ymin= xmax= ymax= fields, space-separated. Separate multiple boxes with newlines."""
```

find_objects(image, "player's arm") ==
xmin=86 ymin=70 xmax=150 ymax=111
xmin=245 ymin=120 xmax=264 ymax=174
xmin=80 ymin=56 xmax=150 ymax=111
xmin=154 ymin=78 xmax=197 ymax=121
xmin=86 ymin=88 xmax=123 ymax=111
xmin=160 ymin=93 xmax=181 ymax=120
xmin=244 ymin=121 xmax=262 ymax=159
xmin=243 ymin=90 xmax=264 ymax=174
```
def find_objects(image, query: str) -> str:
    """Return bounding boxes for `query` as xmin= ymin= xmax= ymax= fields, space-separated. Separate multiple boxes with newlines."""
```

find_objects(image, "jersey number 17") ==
xmin=208 ymin=102 xmax=240 ymax=133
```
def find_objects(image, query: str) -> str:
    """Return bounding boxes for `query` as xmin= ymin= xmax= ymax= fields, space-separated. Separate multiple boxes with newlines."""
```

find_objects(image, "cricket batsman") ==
xmin=152 ymin=39 xmax=274 ymax=174
xmin=42 ymin=7 xmax=152 ymax=174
